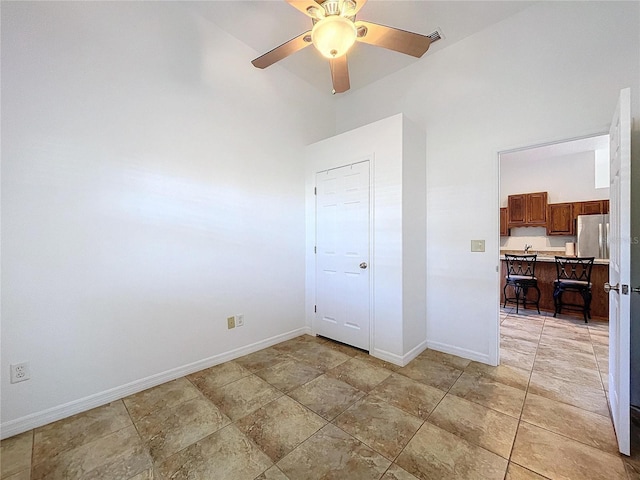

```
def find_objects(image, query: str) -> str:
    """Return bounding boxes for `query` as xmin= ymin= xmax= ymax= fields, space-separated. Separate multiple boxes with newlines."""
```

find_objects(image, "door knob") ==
xmin=604 ymin=282 xmax=619 ymax=293
xmin=359 ymin=262 xmax=368 ymax=269
xmin=632 ymin=286 xmax=640 ymax=294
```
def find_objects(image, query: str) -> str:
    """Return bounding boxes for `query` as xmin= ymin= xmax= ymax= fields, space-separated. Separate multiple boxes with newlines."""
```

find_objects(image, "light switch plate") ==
xmin=471 ymin=240 xmax=485 ymax=252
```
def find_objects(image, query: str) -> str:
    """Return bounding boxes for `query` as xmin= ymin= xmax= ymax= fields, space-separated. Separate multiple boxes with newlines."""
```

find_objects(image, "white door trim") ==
xmin=307 ymin=155 xmax=375 ymax=351
xmin=314 ymin=160 xmax=373 ymax=350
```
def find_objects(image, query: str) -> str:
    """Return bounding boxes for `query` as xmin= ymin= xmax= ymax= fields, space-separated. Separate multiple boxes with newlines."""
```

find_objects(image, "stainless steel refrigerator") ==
xmin=576 ymin=214 xmax=610 ymax=259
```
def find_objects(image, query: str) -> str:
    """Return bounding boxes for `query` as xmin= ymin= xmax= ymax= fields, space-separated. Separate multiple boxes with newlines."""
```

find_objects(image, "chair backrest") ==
xmin=505 ymin=254 xmax=537 ymax=279
xmin=554 ymin=256 xmax=595 ymax=283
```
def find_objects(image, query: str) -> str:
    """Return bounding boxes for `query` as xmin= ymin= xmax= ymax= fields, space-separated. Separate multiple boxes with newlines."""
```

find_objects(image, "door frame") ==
xmin=495 ymin=131 xmax=610 ymax=367
xmin=305 ymin=155 xmax=375 ymax=351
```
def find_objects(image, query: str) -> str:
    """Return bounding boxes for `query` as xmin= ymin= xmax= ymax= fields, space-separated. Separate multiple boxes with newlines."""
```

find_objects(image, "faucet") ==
xmin=524 ymin=244 xmax=532 ymax=253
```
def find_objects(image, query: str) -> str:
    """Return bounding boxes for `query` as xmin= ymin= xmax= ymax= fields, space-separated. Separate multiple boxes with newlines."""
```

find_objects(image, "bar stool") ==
xmin=503 ymin=254 xmax=540 ymax=314
xmin=553 ymin=256 xmax=595 ymax=323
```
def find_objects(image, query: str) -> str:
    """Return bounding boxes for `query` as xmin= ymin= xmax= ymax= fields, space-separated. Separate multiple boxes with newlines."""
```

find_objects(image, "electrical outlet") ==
xmin=227 ymin=316 xmax=235 ymax=329
xmin=236 ymin=314 xmax=244 ymax=327
xmin=10 ymin=362 xmax=30 ymax=383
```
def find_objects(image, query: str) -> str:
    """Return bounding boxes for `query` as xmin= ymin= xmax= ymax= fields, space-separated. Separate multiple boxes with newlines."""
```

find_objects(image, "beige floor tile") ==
xmin=370 ymin=373 xmax=445 ymax=420
xmin=288 ymin=343 xmax=351 ymax=372
xmin=500 ymin=347 xmax=536 ymax=371
xmin=187 ymin=361 xmax=251 ymax=392
xmin=276 ymin=424 xmax=390 ymax=480
xmin=501 ymin=317 xmax=544 ymax=330
xmin=353 ymin=352 xmax=400 ymax=371
xmin=3 ymin=470 xmax=31 ymax=480
xmin=123 ymin=378 xmax=200 ymax=421
xmin=624 ymin=459 xmax=640 ymax=479
xmin=502 ymin=316 xmax=544 ymax=329
xmin=499 ymin=325 xmax=542 ymax=344
xmin=236 ymin=395 xmax=326 ymax=462
xmin=1 ymin=430 xmax=33 ymax=479
xmin=464 ymin=362 xmax=530 ymax=391
xmin=534 ymin=343 xmax=598 ymax=370
xmin=206 ymin=375 xmax=282 ymax=421
xmin=327 ymin=357 xmax=391 ymax=392
xmin=505 ymin=462 xmax=548 ymax=479
xmin=537 ymin=334 xmax=594 ymax=354
xmin=33 ymin=401 xmax=132 ymax=464
xmin=289 ymin=374 xmax=365 ymax=421
xmin=31 ymin=425 xmax=152 ymax=480
xmin=540 ymin=323 xmax=591 ymax=343
xmin=418 ymin=349 xmax=472 ymax=370
xmin=256 ymin=465 xmax=290 ymax=480
xmin=397 ymin=356 xmax=463 ymax=391
xmin=321 ymin=338 xmax=363 ymax=357
xmin=500 ymin=335 xmax=538 ymax=355
xmin=334 ymin=396 xmax=423 ymax=461
xmin=396 ymin=422 xmax=508 ymax=480
xmin=449 ymin=372 xmax=525 ymax=418
xmin=532 ymin=357 xmax=602 ymax=389
xmin=255 ymin=358 xmax=324 ymax=393
xmin=382 ymin=464 xmax=420 ymax=480
xmin=270 ymin=337 xmax=309 ymax=354
xmin=428 ymin=394 xmax=518 ymax=459
xmin=521 ymin=393 xmax=618 ymax=453
xmin=134 ymin=394 xmax=230 ymax=462
xmin=593 ymin=344 xmax=608 ymax=362
xmin=511 ymin=422 xmax=626 ymax=480
xmin=127 ymin=469 xmax=155 ymax=480
xmin=234 ymin=348 xmax=289 ymax=373
xmin=156 ymin=424 xmax=272 ymax=480
xmin=590 ymin=330 xmax=609 ymax=346
xmin=527 ymin=370 xmax=609 ymax=416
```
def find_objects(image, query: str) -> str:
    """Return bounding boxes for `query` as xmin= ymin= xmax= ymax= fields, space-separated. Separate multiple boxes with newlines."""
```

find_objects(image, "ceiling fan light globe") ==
xmin=311 ymin=16 xmax=357 ymax=59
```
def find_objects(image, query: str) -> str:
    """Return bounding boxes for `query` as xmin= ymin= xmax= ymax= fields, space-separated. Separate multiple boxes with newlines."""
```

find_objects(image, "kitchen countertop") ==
xmin=499 ymin=252 xmax=609 ymax=265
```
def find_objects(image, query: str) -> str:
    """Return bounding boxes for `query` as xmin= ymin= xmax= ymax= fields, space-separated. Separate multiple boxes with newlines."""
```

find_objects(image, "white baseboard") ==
xmin=0 ymin=327 xmax=310 ymax=440
xmin=370 ymin=338 xmax=428 ymax=367
xmin=426 ymin=340 xmax=491 ymax=365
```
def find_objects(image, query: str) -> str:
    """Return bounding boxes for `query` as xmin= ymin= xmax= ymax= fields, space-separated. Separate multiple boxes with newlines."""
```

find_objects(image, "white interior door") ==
xmin=607 ymin=87 xmax=631 ymax=456
xmin=315 ymin=162 xmax=370 ymax=350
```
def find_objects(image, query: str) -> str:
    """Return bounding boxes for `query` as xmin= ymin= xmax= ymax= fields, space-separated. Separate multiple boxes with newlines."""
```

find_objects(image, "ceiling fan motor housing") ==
xmin=311 ymin=15 xmax=357 ymax=58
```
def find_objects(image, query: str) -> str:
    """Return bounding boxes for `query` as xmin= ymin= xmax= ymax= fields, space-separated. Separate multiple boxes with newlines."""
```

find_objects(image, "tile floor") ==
xmin=2 ymin=308 xmax=640 ymax=479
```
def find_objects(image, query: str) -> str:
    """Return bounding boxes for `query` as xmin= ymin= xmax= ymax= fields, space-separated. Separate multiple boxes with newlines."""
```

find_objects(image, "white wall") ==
xmin=402 ymin=118 xmax=427 ymax=354
xmin=1 ymin=2 xmax=335 ymax=436
xmin=501 ymin=150 xmax=609 ymax=206
xmin=304 ymin=114 xmax=427 ymax=364
xmin=334 ymin=1 xmax=640 ymax=365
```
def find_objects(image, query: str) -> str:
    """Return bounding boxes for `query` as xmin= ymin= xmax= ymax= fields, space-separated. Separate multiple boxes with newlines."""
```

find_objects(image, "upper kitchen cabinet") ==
xmin=573 ymin=199 xmax=610 ymax=217
xmin=500 ymin=208 xmax=509 ymax=236
xmin=547 ymin=202 xmax=574 ymax=235
xmin=508 ymin=192 xmax=548 ymax=227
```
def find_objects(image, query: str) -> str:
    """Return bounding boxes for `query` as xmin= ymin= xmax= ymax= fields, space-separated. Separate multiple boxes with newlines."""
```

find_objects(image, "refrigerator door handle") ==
xmin=598 ymin=223 xmax=603 ymax=259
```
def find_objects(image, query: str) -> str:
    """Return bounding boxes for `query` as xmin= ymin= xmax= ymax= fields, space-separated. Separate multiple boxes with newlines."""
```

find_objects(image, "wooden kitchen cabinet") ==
xmin=547 ymin=202 xmax=574 ymax=235
xmin=500 ymin=208 xmax=509 ymax=236
xmin=574 ymin=199 xmax=609 ymax=217
xmin=507 ymin=195 xmax=526 ymax=225
xmin=508 ymin=192 xmax=548 ymax=227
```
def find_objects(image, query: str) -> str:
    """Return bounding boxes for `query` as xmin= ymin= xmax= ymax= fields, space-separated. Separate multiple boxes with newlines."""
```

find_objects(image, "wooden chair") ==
xmin=553 ymin=256 xmax=595 ymax=323
xmin=503 ymin=254 xmax=540 ymax=314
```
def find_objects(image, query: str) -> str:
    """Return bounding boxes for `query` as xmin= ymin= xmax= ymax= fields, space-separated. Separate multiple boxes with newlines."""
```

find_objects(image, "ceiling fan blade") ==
xmin=251 ymin=31 xmax=312 ymax=69
xmin=286 ymin=0 xmax=325 ymax=19
xmin=329 ymin=55 xmax=350 ymax=94
xmin=355 ymin=21 xmax=431 ymax=58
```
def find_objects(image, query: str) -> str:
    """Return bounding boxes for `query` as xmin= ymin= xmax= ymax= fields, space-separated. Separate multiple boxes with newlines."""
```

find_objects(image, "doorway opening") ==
xmin=497 ymin=133 xmax=611 ymax=418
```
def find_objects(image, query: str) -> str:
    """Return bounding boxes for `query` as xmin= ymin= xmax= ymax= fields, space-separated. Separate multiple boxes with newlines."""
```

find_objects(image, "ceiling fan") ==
xmin=251 ymin=0 xmax=436 ymax=94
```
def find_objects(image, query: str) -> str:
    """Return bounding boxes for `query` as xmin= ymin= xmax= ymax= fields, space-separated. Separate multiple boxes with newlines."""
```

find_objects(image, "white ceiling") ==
xmin=184 ymin=0 xmax=537 ymax=95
